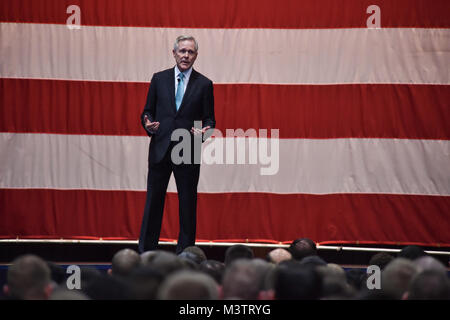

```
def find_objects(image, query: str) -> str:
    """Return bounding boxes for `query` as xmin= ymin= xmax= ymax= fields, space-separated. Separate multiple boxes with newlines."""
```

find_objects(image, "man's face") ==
xmin=173 ymin=40 xmax=198 ymax=72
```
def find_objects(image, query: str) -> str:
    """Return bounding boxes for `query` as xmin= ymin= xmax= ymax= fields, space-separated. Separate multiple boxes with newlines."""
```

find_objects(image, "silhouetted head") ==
xmin=288 ymin=238 xmax=317 ymax=260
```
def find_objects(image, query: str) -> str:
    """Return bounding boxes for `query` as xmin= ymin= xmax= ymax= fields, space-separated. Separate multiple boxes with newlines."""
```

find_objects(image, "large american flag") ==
xmin=0 ymin=0 xmax=449 ymax=247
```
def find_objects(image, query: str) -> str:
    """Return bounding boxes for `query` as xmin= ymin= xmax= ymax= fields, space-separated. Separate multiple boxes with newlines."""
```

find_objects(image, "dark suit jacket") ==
xmin=141 ymin=67 xmax=215 ymax=164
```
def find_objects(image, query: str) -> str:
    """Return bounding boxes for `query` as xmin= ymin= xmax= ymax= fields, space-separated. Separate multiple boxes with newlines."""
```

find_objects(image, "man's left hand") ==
xmin=190 ymin=126 xmax=211 ymax=136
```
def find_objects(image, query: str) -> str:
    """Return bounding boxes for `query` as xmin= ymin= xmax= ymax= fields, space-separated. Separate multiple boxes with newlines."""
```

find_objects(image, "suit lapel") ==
xmin=166 ymin=68 xmax=177 ymax=113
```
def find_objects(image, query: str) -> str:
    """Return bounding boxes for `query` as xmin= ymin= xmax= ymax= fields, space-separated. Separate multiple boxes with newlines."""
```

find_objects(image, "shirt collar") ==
xmin=175 ymin=65 xmax=193 ymax=80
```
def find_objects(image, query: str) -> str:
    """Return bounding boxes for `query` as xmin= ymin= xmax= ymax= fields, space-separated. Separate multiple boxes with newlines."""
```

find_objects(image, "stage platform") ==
xmin=1 ymin=241 xmax=449 ymax=265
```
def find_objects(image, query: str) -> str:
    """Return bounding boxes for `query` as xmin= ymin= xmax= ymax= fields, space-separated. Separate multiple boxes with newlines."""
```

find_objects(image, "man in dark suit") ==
xmin=138 ymin=35 xmax=215 ymax=254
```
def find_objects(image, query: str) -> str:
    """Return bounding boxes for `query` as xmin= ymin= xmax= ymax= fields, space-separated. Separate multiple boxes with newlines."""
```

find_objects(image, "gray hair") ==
xmin=174 ymin=35 xmax=198 ymax=52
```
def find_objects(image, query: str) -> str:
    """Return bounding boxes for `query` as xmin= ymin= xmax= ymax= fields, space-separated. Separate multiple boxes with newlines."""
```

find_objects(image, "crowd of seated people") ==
xmin=2 ymin=240 xmax=449 ymax=300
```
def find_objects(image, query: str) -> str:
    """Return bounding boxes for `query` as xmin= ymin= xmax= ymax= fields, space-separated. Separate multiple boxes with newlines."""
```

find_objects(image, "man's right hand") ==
xmin=144 ymin=115 xmax=160 ymax=133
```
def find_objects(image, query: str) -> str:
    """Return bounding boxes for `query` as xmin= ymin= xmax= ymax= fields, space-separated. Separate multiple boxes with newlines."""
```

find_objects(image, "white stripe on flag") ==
xmin=1 ymin=23 xmax=449 ymax=84
xmin=0 ymin=133 xmax=448 ymax=195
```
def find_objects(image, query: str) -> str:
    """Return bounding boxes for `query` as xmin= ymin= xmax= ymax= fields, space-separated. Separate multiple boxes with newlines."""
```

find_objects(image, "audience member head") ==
xmin=158 ymin=270 xmax=218 ymax=300
xmin=320 ymin=277 xmax=356 ymax=300
xmin=182 ymin=246 xmax=207 ymax=264
xmin=83 ymin=274 xmax=131 ymax=300
xmin=317 ymin=263 xmax=347 ymax=283
xmin=224 ymin=245 xmax=254 ymax=266
xmin=199 ymin=260 xmax=225 ymax=285
xmin=317 ymin=264 xmax=354 ymax=299
xmin=79 ymin=266 xmax=102 ymax=291
xmin=46 ymin=261 xmax=67 ymax=286
xmin=346 ymin=268 xmax=366 ymax=291
xmin=278 ymin=259 xmax=303 ymax=270
xmin=381 ymin=258 xmax=418 ymax=299
xmin=4 ymin=254 xmax=53 ymax=300
xmin=140 ymin=250 xmax=159 ymax=265
xmin=369 ymin=252 xmax=394 ymax=270
xmin=288 ymin=238 xmax=317 ymax=260
xmin=249 ymin=259 xmax=276 ymax=294
xmin=148 ymin=250 xmax=186 ymax=276
xmin=266 ymin=248 xmax=292 ymax=264
xmin=405 ymin=270 xmax=450 ymax=300
xmin=109 ymin=248 xmax=141 ymax=278
xmin=299 ymin=255 xmax=327 ymax=268
xmin=178 ymin=251 xmax=201 ymax=270
xmin=398 ymin=245 xmax=426 ymax=261
xmin=413 ymin=256 xmax=447 ymax=275
xmin=127 ymin=265 xmax=164 ymax=300
xmin=355 ymin=288 xmax=397 ymax=300
xmin=222 ymin=259 xmax=267 ymax=299
xmin=274 ymin=264 xmax=322 ymax=300
xmin=49 ymin=287 xmax=90 ymax=300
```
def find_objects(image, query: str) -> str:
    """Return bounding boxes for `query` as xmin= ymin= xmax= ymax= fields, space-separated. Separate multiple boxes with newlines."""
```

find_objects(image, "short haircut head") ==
xmin=222 ymin=259 xmax=264 ymax=299
xmin=369 ymin=252 xmax=395 ymax=270
xmin=299 ymin=255 xmax=327 ymax=269
xmin=127 ymin=265 xmax=164 ymax=300
xmin=148 ymin=250 xmax=186 ymax=276
xmin=199 ymin=260 xmax=225 ymax=284
xmin=274 ymin=264 xmax=322 ymax=300
xmin=82 ymin=274 xmax=132 ymax=300
xmin=398 ymin=245 xmax=426 ymax=261
xmin=140 ymin=250 xmax=159 ymax=265
xmin=413 ymin=256 xmax=447 ymax=275
xmin=158 ymin=270 xmax=218 ymax=300
xmin=317 ymin=263 xmax=347 ymax=283
xmin=224 ymin=244 xmax=254 ymax=266
xmin=345 ymin=268 xmax=366 ymax=291
xmin=407 ymin=270 xmax=450 ymax=300
xmin=111 ymin=248 xmax=141 ymax=278
xmin=289 ymin=238 xmax=317 ymax=260
xmin=7 ymin=254 xmax=51 ymax=299
xmin=174 ymin=35 xmax=198 ymax=52
xmin=381 ymin=258 xmax=418 ymax=299
xmin=181 ymin=246 xmax=207 ymax=264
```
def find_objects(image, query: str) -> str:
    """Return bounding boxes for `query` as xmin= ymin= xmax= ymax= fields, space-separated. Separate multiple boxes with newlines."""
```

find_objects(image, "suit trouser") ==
xmin=138 ymin=144 xmax=200 ymax=254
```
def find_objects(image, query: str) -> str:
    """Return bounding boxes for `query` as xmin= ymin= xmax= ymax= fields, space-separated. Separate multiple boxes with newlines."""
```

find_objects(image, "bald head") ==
xmin=111 ymin=249 xmax=141 ymax=278
xmin=267 ymin=249 xmax=292 ymax=264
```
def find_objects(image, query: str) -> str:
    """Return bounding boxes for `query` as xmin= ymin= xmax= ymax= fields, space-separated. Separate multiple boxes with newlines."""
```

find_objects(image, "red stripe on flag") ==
xmin=1 ymin=0 xmax=449 ymax=28
xmin=1 ymin=189 xmax=449 ymax=246
xmin=0 ymin=79 xmax=147 ymax=136
xmin=1 ymin=78 xmax=449 ymax=139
